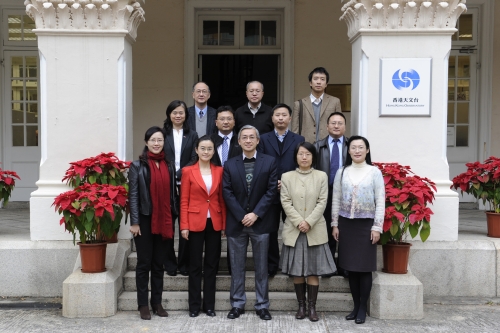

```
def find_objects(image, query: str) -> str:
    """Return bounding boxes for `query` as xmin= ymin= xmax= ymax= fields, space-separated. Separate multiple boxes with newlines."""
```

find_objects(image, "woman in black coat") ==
xmin=129 ymin=126 xmax=179 ymax=320
xmin=163 ymin=100 xmax=198 ymax=276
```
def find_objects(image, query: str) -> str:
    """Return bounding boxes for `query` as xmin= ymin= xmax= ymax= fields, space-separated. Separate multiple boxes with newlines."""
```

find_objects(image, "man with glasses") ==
xmin=315 ymin=112 xmax=349 ymax=278
xmin=223 ymin=125 xmax=277 ymax=321
xmin=188 ymin=82 xmax=217 ymax=136
xmin=235 ymin=81 xmax=274 ymax=135
xmin=291 ymin=67 xmax=342 ymax=144
xmin=257 ymin=104 xmax=305 ymax=277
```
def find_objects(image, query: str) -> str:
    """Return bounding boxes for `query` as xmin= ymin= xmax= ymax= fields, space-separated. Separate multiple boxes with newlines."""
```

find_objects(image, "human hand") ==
xmin=221 ymin=230 xmax=226 ymax=238
xmin=241 ymin=213 xmax=258 ymax=227
xmin=181 ymin=230 xmax=189 ymax=240
xmin=371 ymin=230 xmax=380 ymax=244
xmin=277 ymin=180 xmax=282 ymax=191
xmin=298 ymin=221 xmax=311 ymax=233
xmin=130 ymin=224 xmax=141 ymax=237
xmin=332 ymin=226 xmax=339 ymax=241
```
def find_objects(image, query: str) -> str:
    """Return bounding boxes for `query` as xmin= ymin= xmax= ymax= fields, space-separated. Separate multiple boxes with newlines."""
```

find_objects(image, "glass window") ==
xmin=261 ymin=21 xmax=276 ymax=46
xmin=244 ymin=21 xmax=260 ymax=46
xmin=26 ymin=126 xmax=38 ymax=146
xmin=456 ymin=125 xmax=469 ymax=147
xmin=456 ymin=103 xmax=469 ymax=124
xmin=203 ymin=21 xmax=218 ymax=45
xmin=12 ymin=126 xmax=24 ymax=146
xmin=458 ymin=14 xmax=473 ymax=40
xmin=220 ymin=21 xmax=234 ymax=46
xmin=8 ymin=14 xmax=37 ymax=42
xmin=448 ymin=56 xmax=456 ymax=78
xmin=447 ymin=103 xmax=454 ymax=124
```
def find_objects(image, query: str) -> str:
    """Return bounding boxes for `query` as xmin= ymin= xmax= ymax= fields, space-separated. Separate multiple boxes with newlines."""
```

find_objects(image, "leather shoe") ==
xmin=227 ymin=307 xmax=245 ymax=319
xmin=139 ymin=305 xmax=151 ymax=320
xmin=189 ymin=310 xmax=200 ymax=317
xmin=204 ymin=309 xmax=216 ymax=317
xmin=321 ymin=271 xmax=337 ymax=278
xmin=166 ymin=270 xmax=177 ymax=276
xmin=268 ymin=270 xmax=277 ymax=277
xmin=345 ymin=313 xmax=356 ymax=320
xmin=355 ymin=318 xmax=365 ymax=324
xmin=256 ymin=308 xmax=272 ymax=320
xmin=151 ymin=303 xmax=168 ymax=317
xmin=179 ymin=271 xmax=189 ymax=276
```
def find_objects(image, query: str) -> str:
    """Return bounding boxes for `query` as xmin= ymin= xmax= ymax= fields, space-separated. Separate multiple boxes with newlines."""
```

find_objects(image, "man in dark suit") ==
xmin=188 ymin=82 xmax=217 ymax=136
xmin=315 ymin=112 xmax=348 ymax=277
xmin=223 ymin=125 xmax=277 ymax=321
xmin=257 ymin=103 xmax=305 ymax=277
xmin=210 ymin=105 xmax=242 ymax=167
xmin=234 ymin=81 xmax=274 ymax=135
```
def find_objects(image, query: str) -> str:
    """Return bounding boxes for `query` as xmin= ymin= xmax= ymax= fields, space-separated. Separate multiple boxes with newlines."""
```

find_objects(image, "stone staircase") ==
xmin=118 ymin=225 xmax=353 ymax=313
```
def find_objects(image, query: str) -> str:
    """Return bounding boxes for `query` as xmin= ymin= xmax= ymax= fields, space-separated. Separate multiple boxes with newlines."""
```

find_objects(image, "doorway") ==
xmin=200 ymin=54 xmax=279 ymax=110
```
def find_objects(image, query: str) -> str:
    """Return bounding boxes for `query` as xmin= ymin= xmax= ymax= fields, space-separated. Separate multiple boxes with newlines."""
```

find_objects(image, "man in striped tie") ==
xmin=210 ymin=106 xmax=242 ymax=167
xmin=314 ymin=112 xmax=349 ymax=277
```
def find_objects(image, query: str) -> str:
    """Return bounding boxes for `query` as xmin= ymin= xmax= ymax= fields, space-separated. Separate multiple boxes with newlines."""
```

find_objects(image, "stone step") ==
xmin=123 ymin=271 xmax=350 ymax=293
xmin=127 ymin=251 xmax=259 ymax=272
xmin=118 ymin=291 xmax=353 ymax=312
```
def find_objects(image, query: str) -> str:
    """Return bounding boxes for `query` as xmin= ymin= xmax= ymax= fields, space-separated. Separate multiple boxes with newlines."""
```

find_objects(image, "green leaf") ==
xmin=86 ymin=210 xmax=94 ymax=222
xmin=380 ymin=231 xmax=391 ymax=245
xmin=402 ymin=201 xmax=410 ymax=209
xmin=89 ymin=175 xmax=96 ymax=184
xmin=394 ymin=202 xmax=402 ymax=210
xmin=420 ymin=222 xmax=431 ymax=242
xmin=390 ymin=223 xmax=399 ymax=236
xmin=408 ymin=222 xmax=419 ymax=238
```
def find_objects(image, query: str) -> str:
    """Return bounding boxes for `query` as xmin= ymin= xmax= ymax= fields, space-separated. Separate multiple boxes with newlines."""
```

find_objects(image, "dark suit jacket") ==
xmin=163 ymin=129 xmax=198 ymax=180
xmin=234 ymin=103 xmax=274 ymax=135
xmin=187 ymin=105 xmax=217 ymax=137
xmin=257 ymin=131 xmax=305 ymax=204
xmin=210 ymin=132 xmax=242 ymax=167
xmin=315 ymin=135 xmax=349 ymax=181
xmin=222 ymin=153 xmax=278 ymax=236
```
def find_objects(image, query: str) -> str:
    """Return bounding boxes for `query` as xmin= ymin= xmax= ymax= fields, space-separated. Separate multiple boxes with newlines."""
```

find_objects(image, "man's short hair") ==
xmin=216 ymin=105 xmax=234 ymax=117
xmin=192 ymin=81 xmax=211 ymax=92
xmin=308 ymin=67 xmax=330 ymax=84
xmin=246 ymin=81 xmax=264 ymax=91
xmin=327 ymin=111 xmax=346 ymax=124
xmin=272 ymin=103 xmax=292 ymax=116
xmin=238 ymin=125 xmax=260 ymax=140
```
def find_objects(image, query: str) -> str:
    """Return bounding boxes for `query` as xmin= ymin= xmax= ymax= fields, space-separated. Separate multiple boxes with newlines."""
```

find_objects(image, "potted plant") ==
xmin=0 ymin=166 xmax=20 ymax=208
xmin=53 ymin=183 xmax=128 ymax=273
xmin=373 ymin=163 xmax=436 ymax=274
xmin=451 ymin=156 xmax=500 ymax=237
xmin=62 ymin=152 xmax=130 ymax=242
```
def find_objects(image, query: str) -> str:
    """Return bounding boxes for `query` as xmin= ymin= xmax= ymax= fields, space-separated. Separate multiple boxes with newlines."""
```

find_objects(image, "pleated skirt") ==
xmin=338 ymin=216 xmax=377 ymax=272
xmin=279 ymin=233 xmax=337 ymax=277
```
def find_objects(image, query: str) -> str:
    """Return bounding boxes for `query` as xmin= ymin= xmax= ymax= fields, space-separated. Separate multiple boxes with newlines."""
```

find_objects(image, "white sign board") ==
xmin=380 ymin=58 xmax=432 ymax=116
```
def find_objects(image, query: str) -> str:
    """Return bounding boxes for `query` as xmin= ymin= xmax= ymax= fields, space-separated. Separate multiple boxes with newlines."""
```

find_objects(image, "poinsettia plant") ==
xmin=0 ymin=165 xmax=21 ymax=207
xmin=373 ymin=163 xmax=436 ymax=244
xmin=53 ymin=183 xmax=128 ymax=244
xmin=451 ymin=156 xmax=500 ymax=213
xmin=62 ymin=152 xmax=130 ymax=189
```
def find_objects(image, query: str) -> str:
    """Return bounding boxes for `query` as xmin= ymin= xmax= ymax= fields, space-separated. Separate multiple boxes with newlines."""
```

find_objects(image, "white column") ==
xmin=341 ymin=0 xmax=467 ymax=241
xmin=25 ymin=0 xmax=144 ymax=240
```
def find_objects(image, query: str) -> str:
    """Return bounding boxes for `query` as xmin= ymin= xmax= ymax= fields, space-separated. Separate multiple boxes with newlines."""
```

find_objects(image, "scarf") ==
xmin=147 ymin=151 xmax=173 ymax=239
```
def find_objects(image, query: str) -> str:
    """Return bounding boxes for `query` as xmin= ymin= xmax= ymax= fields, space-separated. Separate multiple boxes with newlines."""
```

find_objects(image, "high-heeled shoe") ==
xmin=139 ymin=305 xmax=151 ymax=320
xmin=151 ymin=303 xmax=168 ymax=317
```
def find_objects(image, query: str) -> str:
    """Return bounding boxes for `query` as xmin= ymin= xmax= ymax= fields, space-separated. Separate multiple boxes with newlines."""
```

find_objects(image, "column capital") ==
xmin=340 ymin=0 xmax=467 ymax=40
xmin=25 ymin=0 xmax=145 ymax=40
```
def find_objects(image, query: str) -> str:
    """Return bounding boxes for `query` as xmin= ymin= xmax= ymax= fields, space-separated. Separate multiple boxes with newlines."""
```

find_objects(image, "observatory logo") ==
xmin=392 ymin=69 xmax=420 ymax=91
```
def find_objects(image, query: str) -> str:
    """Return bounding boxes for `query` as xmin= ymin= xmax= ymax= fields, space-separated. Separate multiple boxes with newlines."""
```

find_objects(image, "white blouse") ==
xmin=202 ymin=174 xmax=212 ymax=218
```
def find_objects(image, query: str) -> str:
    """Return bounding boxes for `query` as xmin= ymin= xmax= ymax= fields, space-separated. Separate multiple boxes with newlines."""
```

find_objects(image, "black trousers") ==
xmin=268 ymin=203 xmax=285 ymax=272
xmin=134 ymin=214 xmax=169 ymax=307
xmin=188 ymin=218 xmax=221 ymax=311
xmin=324 ymin=186 xmax=338 ymax=263
xmin=164 ymin=186 xmax=189 ymax=273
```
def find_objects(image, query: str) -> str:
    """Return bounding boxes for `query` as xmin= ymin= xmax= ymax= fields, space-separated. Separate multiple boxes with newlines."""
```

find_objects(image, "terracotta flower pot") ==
xmin=382 ymin=242 xmax=412 ymax=274
xmin=486 ymin=212 xmax=500 ymax=238
xmin=78 ymin=242 xmax=107 ymax=273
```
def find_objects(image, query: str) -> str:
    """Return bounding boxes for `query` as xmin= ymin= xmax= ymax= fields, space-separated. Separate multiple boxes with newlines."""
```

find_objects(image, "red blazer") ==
xmin=180 ymin=162 xmax=226 ymax=232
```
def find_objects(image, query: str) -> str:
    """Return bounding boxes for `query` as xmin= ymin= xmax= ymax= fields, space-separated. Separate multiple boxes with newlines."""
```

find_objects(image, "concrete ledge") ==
xmin=118 ymin=291 xmax=353 ymax=312
xmin=409 ymin=240 xmax=497 ymax=297
xmin=0 ymin=240 xmax=78 ymax=297
xmin=62 ymin=240 xmax=131 ymax=318
xmin=370 ymin=271 xmax=424 ymax=320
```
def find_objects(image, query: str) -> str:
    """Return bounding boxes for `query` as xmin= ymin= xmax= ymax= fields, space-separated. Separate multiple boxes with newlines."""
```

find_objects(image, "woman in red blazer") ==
xmin=180 ymin=135 xmax=226 ymax=318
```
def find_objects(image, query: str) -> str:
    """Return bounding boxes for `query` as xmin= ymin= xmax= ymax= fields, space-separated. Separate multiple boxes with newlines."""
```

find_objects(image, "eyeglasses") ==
xmin=247 ymin=89 xmax=262 ymax=94
xmin=217 ymin=117 xmax=234 ymax=122
xmin=148 ymin=139 xmax=164 ymax=144
xmin=194 ymin=90 xmax=209 ymax=95
xmin=240 ymin=136 xmax=257 ymax=142
xmin=198 ymin=147 xmax=214 ymax=152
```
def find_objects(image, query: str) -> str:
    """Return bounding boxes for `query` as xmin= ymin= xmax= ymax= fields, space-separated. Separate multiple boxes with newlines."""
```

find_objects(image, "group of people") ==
xmin=128 ymin=67 xmax=385 ymax=325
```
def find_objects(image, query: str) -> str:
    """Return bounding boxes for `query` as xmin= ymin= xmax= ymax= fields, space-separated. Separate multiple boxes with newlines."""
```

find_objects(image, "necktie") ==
xmin=199 ymin=110 xmax=204 ymax=118
xmin=222 ymin=136 xmax=229 ymax=166
xmin=330 ymin=139 xmax=340 ymax=186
